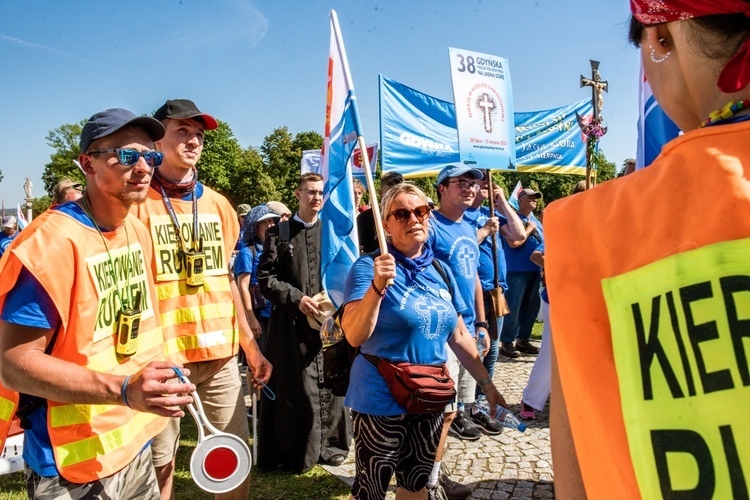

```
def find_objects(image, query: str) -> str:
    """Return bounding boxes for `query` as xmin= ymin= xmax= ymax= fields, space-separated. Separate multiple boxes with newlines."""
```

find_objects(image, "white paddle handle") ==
xmin=173 ymin=368 xmax=224 ymax=440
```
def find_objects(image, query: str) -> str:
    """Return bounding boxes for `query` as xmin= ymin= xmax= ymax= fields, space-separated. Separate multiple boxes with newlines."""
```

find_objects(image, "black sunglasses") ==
xmin=388 ymin=205 xmax=432 ymax=223
xmin=87 ymin=148 xmax=163 ymax=167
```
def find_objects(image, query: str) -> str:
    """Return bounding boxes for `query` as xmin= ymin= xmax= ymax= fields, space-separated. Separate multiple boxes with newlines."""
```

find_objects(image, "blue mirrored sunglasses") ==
xmin=87 ymin=148 xmax=163 ymax=167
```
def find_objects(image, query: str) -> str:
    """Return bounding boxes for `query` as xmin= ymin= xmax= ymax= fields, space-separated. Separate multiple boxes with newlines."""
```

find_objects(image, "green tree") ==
xmin=197 ymin=120 xmax=244 ymax=197
xmin=260 ymin=127 xmax=323 ymax=211
xmin=261 ymin=127 xmax=298 ymax=209
xmin=42 ymin=121 xmax=86 ymax=195
xmin=32 ymin=196 xmax=52 ymax=217
xmin=227 ymin=147 xmax=278 ymax=208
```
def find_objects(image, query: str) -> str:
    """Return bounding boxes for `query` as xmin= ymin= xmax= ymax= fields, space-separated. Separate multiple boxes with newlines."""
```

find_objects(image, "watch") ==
xmin=477 ymin=377 xmax=492 ymax=389
xmin=474 ymin=321 xmax=489 ymax=330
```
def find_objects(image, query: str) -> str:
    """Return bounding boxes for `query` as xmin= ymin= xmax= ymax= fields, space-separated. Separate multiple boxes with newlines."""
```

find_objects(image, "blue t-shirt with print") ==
xmin=463 ymin=206 xmax=509 ymax=291
xmin=343 ymin=254 xmax=467 ymax=415
xmin=503 ymin=212 xmax=544 ymax=272
xmin=233 ymin=243 xmax=271 ymax=318
xmin=426 ymin=211 xmax=480 ymax=335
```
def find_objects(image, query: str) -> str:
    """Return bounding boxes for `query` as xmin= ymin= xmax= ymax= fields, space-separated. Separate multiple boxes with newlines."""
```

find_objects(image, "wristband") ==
xmin=121 ymin=375 xmax=132 ymax=409
xmin=474 ymin=321 xmax=489 ymax=330
xmin=477 ymin=377 xmax=492 ymax=389
xmin=371 ymin=280 xmax=386 ymax=298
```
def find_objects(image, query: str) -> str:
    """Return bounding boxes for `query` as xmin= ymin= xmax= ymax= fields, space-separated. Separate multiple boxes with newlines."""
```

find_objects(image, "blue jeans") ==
xmin=500 ymin=271 xmax=541 ymax=343
xmin=476 ymin=293 xmax=504 ymax=400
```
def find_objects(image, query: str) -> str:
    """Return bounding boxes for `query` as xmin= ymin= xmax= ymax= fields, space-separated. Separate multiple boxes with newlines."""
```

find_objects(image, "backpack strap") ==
xmin=431 ymin=259 xmax=453 ymax=297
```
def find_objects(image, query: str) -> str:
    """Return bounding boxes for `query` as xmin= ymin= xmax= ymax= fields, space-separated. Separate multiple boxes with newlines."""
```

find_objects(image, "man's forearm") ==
xmin=0 ymin=322 xmax=122 ymax=405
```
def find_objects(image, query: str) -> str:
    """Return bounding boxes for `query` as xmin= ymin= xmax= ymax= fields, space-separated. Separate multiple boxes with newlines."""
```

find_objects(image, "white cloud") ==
xmin=0 ymin=34 xmax=85 ymax=61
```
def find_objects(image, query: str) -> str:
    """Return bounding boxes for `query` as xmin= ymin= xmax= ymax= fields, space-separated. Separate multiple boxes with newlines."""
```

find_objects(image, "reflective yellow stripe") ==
xmin=50 ymin=404 xmax=117 ymax=428
xmin=164 ymin=329 xmax=237 ymax=357
xmin=0 ymin=395 xmax=15 ymax=422
xmin=156 ymin=276 xmax=230 ymax=301
xmin=160 ymin=302 xmax=235 ymax=329
xmin=55 ymin=411 xmax=157 ymax=468
xmin=86 ymin=326 xmax=165 ymax=373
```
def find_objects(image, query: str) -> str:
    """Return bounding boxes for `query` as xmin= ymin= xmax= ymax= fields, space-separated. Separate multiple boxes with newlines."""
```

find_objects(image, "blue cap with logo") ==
xmin=436 ymin=164 xmax=484 ymax=186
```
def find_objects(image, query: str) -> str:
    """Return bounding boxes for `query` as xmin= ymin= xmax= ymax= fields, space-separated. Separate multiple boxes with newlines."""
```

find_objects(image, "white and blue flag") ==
xmin=319 ymin=10 xmax=360 ymax=308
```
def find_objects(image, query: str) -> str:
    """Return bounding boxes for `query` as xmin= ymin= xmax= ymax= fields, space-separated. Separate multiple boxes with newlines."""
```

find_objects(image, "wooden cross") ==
xmin=580 ymin=60 xmax=608 ymax=121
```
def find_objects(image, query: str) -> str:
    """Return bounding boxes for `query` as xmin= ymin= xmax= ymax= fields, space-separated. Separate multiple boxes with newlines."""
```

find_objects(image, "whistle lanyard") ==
xmin=159 ymin=181 xmax=199 ymax=254
xmin=80 ymin=195 xmax=133 ymax=310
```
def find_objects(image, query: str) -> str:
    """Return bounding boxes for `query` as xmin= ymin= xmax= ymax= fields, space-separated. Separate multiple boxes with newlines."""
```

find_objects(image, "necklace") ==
xmin=701 ymin=98 xmax=750 ymax=127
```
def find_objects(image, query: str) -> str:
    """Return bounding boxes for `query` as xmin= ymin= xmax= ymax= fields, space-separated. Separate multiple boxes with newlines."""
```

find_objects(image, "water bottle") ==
xmin=476 ymin=331 xmax=486 ymax=360
xmin=320 ymin=311 xmax=344 ymax=348
xmin=476 ymin=400 xmax=527 ymax=432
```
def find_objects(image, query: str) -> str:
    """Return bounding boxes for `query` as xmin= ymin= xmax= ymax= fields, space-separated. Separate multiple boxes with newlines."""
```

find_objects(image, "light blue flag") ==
xmin=320 ymin=11 xmax=360 ymax=309
xmin=379 ymin=74 xmax=593 ymax=176
xmin=514 ymin=99 xmax=593 ymax=174
xmin=380 ymin=75 xmax=459 ymax=178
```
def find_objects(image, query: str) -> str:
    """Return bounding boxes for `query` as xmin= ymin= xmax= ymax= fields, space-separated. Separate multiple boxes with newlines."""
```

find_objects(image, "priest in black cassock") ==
xmin=256 ymin=172 xmax=351 ymax=472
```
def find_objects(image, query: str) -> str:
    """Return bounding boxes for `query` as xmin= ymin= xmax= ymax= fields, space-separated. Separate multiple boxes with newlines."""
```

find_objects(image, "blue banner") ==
xmin=379 ymin=75 xmax=460 ymax=178
xmin=379 ymin=74 xmax=592 ymax=177
xmin=514 ymin=99 xmax=593 ymax=174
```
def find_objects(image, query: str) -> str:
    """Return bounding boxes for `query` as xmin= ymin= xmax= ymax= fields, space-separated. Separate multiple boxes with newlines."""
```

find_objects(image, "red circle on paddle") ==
xmin=204 ymin=447 xmax=238 ymax=480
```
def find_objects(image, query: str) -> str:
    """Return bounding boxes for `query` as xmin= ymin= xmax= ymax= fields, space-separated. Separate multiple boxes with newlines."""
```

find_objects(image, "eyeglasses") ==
xmin=388 ymin=205 xmax=432 ymax=223
xmin=87 ymin=148 xmax=164 ymax=167
xmin=446 ymin=179 xmax=479 ymax=191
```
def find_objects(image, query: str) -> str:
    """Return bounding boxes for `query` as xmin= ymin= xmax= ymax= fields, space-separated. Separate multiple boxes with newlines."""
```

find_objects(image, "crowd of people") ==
xmin=0 ymin=2 xmax=748 ymax=498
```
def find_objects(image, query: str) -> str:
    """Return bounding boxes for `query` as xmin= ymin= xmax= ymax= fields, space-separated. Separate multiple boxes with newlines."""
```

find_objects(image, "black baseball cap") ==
xmin=153 ymin=99 xmax=218 ymax=130
xmin=80 ymin=108 xmax=165 ymax=154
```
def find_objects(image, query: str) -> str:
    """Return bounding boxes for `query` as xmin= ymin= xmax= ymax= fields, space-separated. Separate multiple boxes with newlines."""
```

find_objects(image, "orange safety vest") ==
xmin=545 ymin=122 xmax=750 ymax=498
xmin=0 ymin=209 xmax=168 ymax=483
xmin=131 ymin=185 xmax=240 ymax=364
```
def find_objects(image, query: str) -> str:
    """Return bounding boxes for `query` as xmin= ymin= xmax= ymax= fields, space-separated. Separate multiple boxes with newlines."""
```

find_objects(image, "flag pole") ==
xmin=330 ymin=11 xmax=391 ymax=282
xmin=485 ymin=170 xmax=500 ymax=290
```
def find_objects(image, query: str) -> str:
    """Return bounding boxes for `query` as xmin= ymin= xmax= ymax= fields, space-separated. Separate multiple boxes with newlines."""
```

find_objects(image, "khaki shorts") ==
xmin=151 ymin=357 xmax=249 ymax=467
xmin=445 ymin=347 xmax=477 ymax=413
xmin=26 ymin=447 xmax=159 ymax=499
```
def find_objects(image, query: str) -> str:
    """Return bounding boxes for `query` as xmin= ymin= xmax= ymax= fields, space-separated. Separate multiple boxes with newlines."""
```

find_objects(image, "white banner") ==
xmin=448 ymin=47 xmax=515 ymax=169
xmin=300 ymin=149 xmax=322 ymax=175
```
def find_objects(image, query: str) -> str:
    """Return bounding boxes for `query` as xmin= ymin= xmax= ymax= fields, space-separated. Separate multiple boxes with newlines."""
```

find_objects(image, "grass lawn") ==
xmin=0 ymin=414 xmax=350 ymax=499
xmin=531 ymin=319 xmax=543 ymax=340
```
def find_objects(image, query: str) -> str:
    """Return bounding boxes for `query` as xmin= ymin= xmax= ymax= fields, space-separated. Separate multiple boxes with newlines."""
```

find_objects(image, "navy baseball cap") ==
xmin=436 ymin=164 xmax=484 ymax=185
xmin=80 ymin=108 xmax=165 ymax=153
xmin=153 ymin=99 xmax=218 ymax=130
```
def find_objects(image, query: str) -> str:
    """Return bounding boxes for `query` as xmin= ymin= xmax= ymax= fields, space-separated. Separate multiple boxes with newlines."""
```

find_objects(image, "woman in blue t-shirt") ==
xmin=341 ymin=183 xmax=508 ymax=499
xmin=235 ymin=204 xmax=278 ymax=353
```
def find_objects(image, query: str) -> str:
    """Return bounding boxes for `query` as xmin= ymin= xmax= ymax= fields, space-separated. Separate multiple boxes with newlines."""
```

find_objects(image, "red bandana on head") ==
xmin=630 ymin=0 xmax=750 ymax=92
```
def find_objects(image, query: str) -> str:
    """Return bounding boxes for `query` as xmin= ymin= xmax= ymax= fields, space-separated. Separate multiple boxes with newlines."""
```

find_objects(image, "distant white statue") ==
xmin=24 ymin=178 xmax=33 ymax=199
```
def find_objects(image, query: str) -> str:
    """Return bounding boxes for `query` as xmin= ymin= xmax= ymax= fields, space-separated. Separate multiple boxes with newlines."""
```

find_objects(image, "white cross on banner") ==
xmin=448 ymin=47 xmax=515 ymax=170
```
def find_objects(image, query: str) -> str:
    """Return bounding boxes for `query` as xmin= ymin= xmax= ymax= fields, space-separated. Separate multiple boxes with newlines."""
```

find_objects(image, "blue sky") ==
xmin=0 ymin=0 xmax=638 ymax=207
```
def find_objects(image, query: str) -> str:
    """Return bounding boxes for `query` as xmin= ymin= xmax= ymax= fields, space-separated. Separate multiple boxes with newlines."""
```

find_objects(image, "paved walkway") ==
xmin=321 ymin=340 xmax=554 ymax=499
